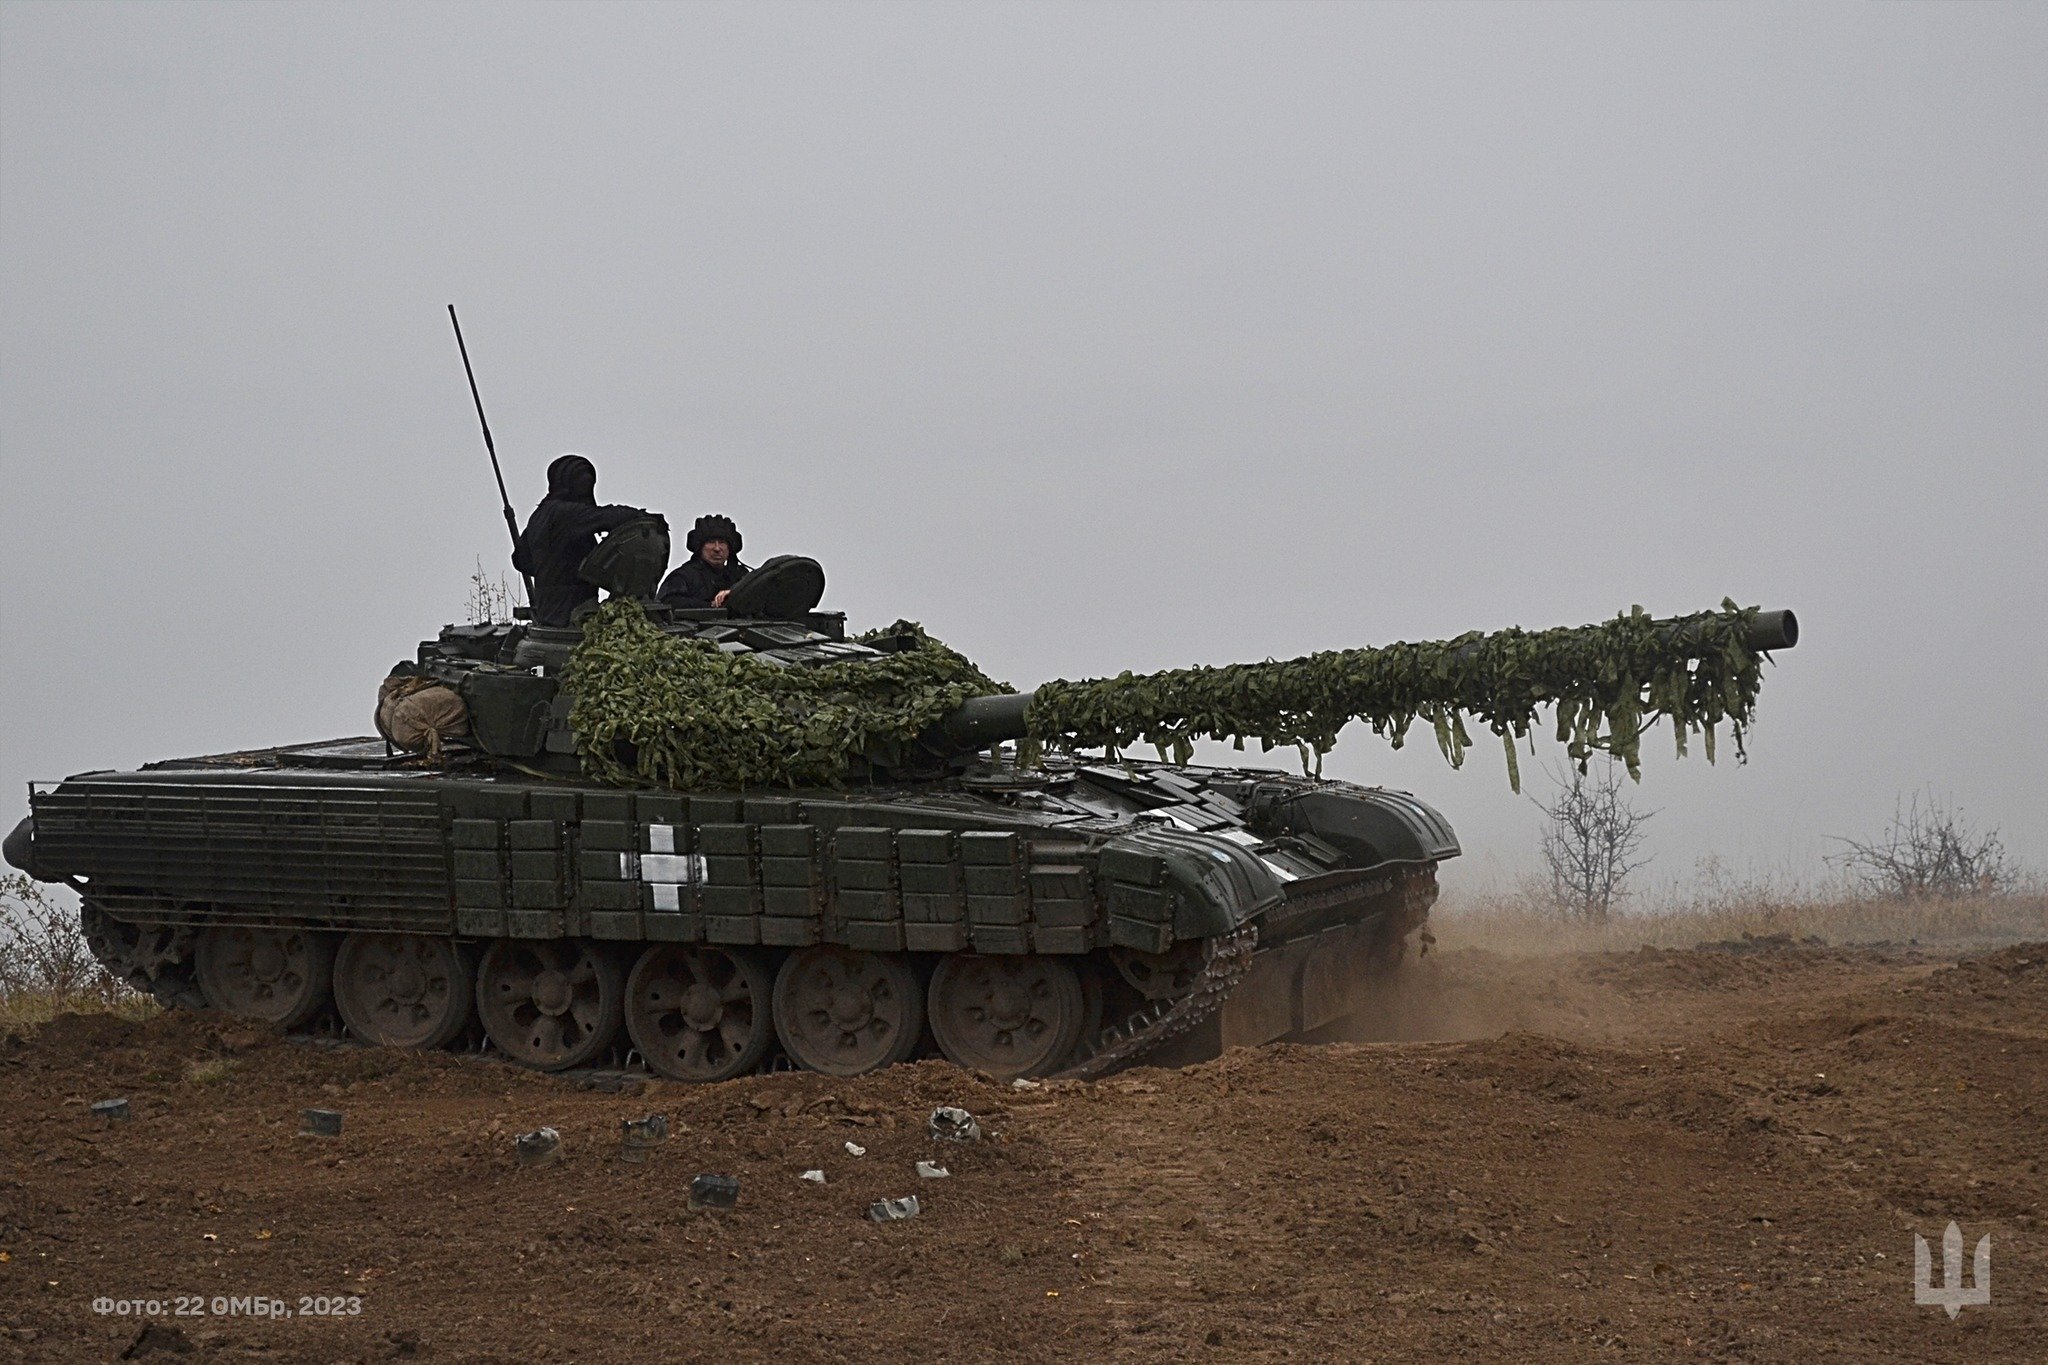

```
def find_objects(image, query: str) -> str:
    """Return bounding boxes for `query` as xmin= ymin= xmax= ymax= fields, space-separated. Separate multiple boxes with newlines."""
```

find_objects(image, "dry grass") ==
xmin=183 ymin=1056 xmax=240 ymax=1085
xmin=0 ymin=989 xmax=159 ymax=1031
xmin=1431 ymin=888 xmax=2048 ymax=956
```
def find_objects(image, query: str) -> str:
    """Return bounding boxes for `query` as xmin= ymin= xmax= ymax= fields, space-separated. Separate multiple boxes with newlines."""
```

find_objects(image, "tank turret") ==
xmin=414 ymin=581 xmax=1797 ymax=793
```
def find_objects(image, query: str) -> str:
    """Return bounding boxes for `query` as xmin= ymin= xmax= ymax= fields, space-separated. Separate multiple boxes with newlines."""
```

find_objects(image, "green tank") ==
xmin=2 ymin=528 xmax=1797 ymax=1081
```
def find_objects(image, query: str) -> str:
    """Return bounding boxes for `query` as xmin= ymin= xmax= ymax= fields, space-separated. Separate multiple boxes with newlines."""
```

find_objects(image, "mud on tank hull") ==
xmin=6 ymin=742 xmax=1456 ymax=1081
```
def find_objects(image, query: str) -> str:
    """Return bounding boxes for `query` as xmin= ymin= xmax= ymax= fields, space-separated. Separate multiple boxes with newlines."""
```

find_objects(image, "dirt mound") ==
xmin=4 ymin=944 xmax=2041 ymax=1362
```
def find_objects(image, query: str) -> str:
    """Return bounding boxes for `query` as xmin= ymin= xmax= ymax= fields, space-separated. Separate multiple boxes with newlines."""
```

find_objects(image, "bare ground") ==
xmin=3 ymin=935 xmax=2043 ymax=1363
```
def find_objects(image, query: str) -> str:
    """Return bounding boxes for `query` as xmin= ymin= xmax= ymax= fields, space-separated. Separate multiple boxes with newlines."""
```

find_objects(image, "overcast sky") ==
xmin=3 ymin=1 xmax=2042 ymax=899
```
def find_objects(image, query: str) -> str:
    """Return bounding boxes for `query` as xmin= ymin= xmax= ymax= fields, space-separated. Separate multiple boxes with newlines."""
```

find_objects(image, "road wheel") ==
xmin=624 ymin=945 xmax=775 ymax=1082
xmin=927 ymin=954 xmax=1086 ymax=1079
xmin=194 ymin=925 xmax=334 ymax=1028
xmin=476 ymin=939 xmax=624 ymax=1071
xmin=333 ymin=932 xmax=475 ymax=1050
xmin=772 ymin=947 xmax=923 ymax=1077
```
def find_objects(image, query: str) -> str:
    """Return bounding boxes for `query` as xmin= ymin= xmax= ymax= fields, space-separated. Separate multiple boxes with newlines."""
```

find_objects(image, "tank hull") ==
xmin=11 ymin=736 xmax=1456 ymax=1078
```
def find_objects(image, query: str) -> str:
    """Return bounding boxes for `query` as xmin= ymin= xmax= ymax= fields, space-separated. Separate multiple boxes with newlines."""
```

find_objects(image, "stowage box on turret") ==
xmin=3 ymin=529 xmax=1796 ymax=1082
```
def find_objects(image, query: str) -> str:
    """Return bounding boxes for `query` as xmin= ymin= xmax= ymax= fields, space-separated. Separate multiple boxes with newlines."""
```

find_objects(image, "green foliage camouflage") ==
xmin=563 ymin=601 xmax=1007 ymax=789
xmin=565 ymin=599 xmax=1774 ymax=793
xmin=1027 ymin=601 xmax=1771 ymax=791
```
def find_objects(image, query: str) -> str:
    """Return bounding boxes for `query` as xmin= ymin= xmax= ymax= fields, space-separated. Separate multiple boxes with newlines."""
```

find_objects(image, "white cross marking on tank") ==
xmin=619 ymin=824 xmax=707 ymax=911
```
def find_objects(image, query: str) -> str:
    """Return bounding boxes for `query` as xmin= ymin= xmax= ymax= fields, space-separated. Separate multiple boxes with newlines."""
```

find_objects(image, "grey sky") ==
xmin=3 ymin=1 xmax=2043 ymax=896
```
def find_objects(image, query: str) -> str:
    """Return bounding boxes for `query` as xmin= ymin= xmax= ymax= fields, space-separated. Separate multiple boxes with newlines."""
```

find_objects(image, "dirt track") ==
xmin=3 ymin=939 xmax=2043 ymax=1362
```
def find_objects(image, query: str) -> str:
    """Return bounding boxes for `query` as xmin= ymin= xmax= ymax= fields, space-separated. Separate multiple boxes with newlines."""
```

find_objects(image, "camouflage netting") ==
xmin=1026 ymin=601 xmax=1773 ymax=791
xmin=566 ymin=599 xmax=1777 ymax=792
xmin=563 ymin=601 xmax=1007 ymax=789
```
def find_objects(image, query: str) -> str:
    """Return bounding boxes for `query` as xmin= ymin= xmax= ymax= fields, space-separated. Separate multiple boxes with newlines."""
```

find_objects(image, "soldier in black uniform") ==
xmin=512 ymin=454 xmax=658 ymax=627
xmin=657 ymin=514 xmax=751 ymax=608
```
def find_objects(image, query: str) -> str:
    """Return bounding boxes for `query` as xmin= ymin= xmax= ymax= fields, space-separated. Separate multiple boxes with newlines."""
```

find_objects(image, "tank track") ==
xmin=79 ymin=901 xmax=204 ymax=1009
xmin=1052 ymin=922 xmax=1259 ymax=1081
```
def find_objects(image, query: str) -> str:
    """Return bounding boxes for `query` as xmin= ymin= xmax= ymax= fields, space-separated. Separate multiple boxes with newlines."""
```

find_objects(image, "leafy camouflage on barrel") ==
xmin=2 ymin=525 xmax=1797 ymax=1081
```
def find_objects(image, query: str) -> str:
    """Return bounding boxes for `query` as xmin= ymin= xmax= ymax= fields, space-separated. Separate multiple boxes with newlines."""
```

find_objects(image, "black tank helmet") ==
xmin=545 ymin=453 xmax=596 ymax=498
xmin=687 ymin=514 xmax=742 ymax=557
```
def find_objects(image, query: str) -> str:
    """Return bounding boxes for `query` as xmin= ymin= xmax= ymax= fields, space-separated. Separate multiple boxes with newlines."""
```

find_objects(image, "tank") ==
xmin=2 ymin=529 xmax=1798 ymax=1081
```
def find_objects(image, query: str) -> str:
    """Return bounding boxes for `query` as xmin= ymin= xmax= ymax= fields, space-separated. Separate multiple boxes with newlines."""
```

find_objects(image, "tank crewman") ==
xmin=512 ymin=453 xmax=659 ymax=627
xmin=657 ymin=514 xmax=751 ymax=608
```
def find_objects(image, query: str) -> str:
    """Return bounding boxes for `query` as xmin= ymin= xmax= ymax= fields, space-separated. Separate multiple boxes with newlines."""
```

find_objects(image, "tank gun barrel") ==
xmin=1710 ymin=607 xmax=1798 ymax=653
xmin=937 ymin=606 xmax=1798 ymax=752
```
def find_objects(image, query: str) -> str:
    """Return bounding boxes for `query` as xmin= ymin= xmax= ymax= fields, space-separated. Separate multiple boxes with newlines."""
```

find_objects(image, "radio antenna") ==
xmin=447 ymin=305 xmax=534 ymax=604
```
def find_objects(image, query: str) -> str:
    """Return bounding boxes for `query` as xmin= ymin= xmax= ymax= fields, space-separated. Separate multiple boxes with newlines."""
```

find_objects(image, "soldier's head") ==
xmin=546 ymin=453 xmax=597 ymax=500
xmin=688 ymin=514 xmax=742 ymax=566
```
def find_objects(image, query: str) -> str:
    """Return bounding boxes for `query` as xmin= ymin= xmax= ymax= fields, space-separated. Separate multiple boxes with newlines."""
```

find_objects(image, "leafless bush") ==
xmin=1534 ymin=759 xmax=1655 ymax=923
xmin=465 ymin=557 xmax=515 ymax=625
xmin=1 ymin=873 xmax=125 ymax=1011
xmin=1832 ymin=791 xmax=2015 ymax=900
